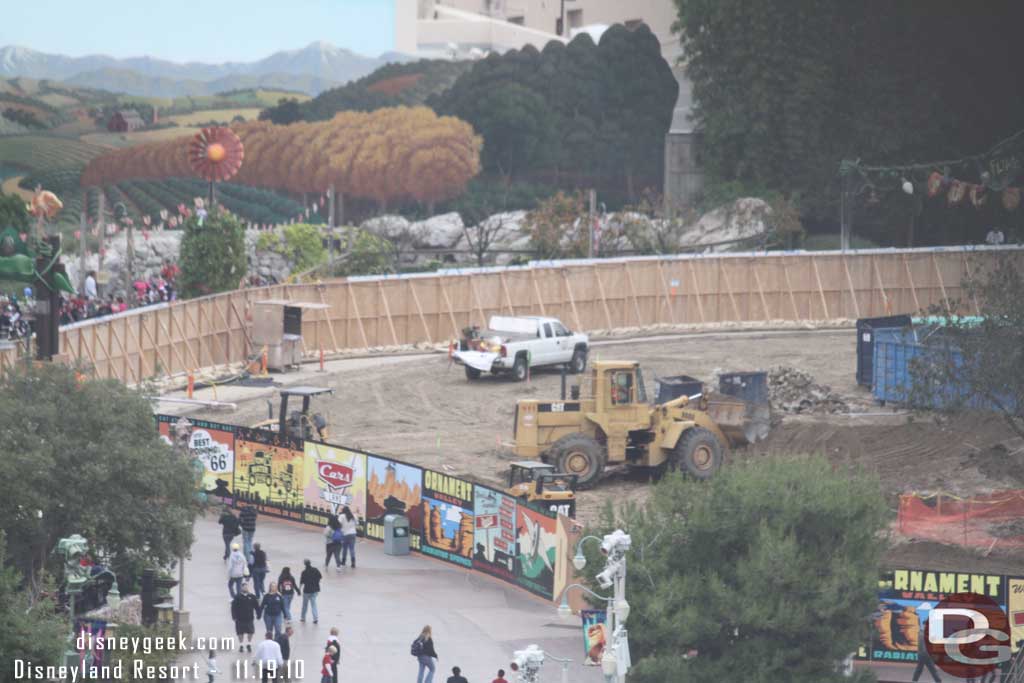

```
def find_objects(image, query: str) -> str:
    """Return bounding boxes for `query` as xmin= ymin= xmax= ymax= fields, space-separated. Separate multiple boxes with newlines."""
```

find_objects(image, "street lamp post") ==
xmin=559 ymin=529 xmax=632 ymax=682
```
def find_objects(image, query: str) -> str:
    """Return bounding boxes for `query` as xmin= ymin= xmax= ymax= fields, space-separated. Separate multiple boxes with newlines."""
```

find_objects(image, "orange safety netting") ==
xmin=898 ymin=490 xmax=1024 ymax=550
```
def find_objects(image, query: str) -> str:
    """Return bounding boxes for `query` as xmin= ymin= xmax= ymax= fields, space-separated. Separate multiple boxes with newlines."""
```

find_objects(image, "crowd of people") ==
xmin=215 ymin=504 xmax=513 ymax=683
xmin=60 ymin=261 xmax=182 ymax=324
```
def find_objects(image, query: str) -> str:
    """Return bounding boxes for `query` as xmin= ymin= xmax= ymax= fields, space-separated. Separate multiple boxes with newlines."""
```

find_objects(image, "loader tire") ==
xmin=464 ymin=365 xmax=482 ymax=380
xmin=551 ymin=434 xmax=605 ymax=489
xmin=673 ymin=428 xmax=723 ymax=480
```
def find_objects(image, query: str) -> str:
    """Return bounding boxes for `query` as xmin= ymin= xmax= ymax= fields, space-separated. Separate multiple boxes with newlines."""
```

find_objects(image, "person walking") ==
xmin=339 ymin=507 xmax=358 ymax=569
xmin=320 ymin=645 xmax=336 ymax=683
xmin=412 ymin=625 xmax=438 ymax=683
xmin=230 ymin=581 xmax=259 ymax=652
xmin=326 ymin=627 xmax=341 ymax=683
xmin=260 ymin=582 xmax=286 ymax=638
xmin=227 ymin=543 xmax=248 ymax=598
xmin=277 ymin=567 xmax=300 ymax=623
xmin=446 ymin=666 xmax=468 ymax=683
xmin=911 ymin=606 xmax=941 ymax=683
xmin=275 ymin=626 xmax=293 ymax=682
xmin=299 ymin=559 xmax=321 ymax=624
xmin=206 ymin=650 xmax=218 ymax=683
xmin=254 ymin=631 xmax=284 ymax=683
xmin=324 ymin=520 xmax=343 ymax=570
xmin=218 ymin=508 xmax=241 ymax=560
xmin=240 ymin=504 xmax=258 ymax=563
xmin=84 ymin=271 xmax=98 ymax=301
xmin=251 ymin=543 xmax=269 ymax=599
xmin=491 ymin=669 xmax=508 ymax=683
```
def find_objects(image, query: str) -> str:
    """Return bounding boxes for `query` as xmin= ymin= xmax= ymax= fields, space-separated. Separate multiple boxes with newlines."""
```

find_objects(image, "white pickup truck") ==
xmin=453 ymin=316 xmax=589 ymax=381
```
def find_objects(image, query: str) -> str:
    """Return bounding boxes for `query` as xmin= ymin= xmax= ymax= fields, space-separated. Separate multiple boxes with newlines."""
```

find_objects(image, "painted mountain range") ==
xmin=0 ymin=42 xmax=414 ymax=96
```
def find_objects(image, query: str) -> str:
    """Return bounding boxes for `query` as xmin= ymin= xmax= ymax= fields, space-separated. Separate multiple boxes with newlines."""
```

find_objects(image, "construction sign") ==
xmin=301 ymin=441 xmax=366 ymax=530
xmin=233 ymin=427 xmax=305 ymax=522
xmin=472 ymin=484 xmax=517 ymax=582
xmin=156 ymin=415 xmax=236 ymax=502
xmin=364 ymin=455 xmax=423 ymax=551
xmin=861 ymin=568 xmax=1024 ymax=669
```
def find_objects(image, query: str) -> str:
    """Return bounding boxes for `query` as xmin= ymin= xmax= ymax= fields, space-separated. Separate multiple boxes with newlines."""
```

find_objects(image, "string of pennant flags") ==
xmin=841 ymin=126 xmax=1024 ymax=211
xmin=76 ymin=192 xmax=330 ymax=246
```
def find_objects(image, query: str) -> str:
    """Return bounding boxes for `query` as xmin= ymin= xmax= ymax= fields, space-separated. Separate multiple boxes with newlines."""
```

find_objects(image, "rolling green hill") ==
xmin=261 ymin=59 xmax=472 ymax=122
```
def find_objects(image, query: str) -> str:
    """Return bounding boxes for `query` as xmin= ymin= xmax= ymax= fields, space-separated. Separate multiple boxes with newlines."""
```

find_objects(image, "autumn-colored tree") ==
xmin=81 ymin=107 xmax=481 ymax=221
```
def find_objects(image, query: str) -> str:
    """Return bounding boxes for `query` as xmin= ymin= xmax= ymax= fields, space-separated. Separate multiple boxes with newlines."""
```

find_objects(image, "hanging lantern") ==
xmin=970 ymin=184 xmax=987 ymax=209
xmin=1003 ymin=187 xmax=1021 ymax=211
xmin=927 ymin=171 xmax=944 ymax=197
xmin=947 ymin=180 xmax=967 ymax=206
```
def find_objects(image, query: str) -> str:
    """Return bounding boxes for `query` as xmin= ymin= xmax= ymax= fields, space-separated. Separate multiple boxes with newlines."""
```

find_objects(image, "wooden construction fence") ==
xmin=2 ymin=246 xmax=1019 ymax=383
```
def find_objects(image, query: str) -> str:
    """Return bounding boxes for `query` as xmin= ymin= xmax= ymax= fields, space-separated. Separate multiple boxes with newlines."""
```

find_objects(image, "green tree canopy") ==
xmin=0 ymin=533 xmax=67 ymax=678
xmin=673 ymin=0 xmax=1024 ymax=242
xmin=0 ymin=191 xmax=30 ymax=232
xmin=0 ymin=364 xmax=198 ymax=593
xmin=178 ymin=208 xmax=247 ymax=298
xmin=430 ymin=25 xmax=677 ymax=199
xmin=583 ymin=457 xmax=888 ymax=682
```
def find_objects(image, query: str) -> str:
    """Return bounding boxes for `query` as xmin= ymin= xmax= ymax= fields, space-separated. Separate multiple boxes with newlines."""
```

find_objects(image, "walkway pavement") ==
xmin=172 ymin=514 xmax=602 ymax=683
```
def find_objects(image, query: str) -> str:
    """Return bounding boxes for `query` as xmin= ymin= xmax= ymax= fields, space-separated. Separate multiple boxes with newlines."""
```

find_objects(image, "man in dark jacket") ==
xmin=251 ymin=543 xmax=269 ymax=599
xmin=912 ymin=608 xmax=941 ymax=683
xmin=231 ymin=582 xmax=260 ymax=653
xmin=276 ymin=625 xmax=293 ymax=682
xmin=299 ymin=559 xmax=321 ymax=624
xmin=239 ymin=504 xmax=258 ymax=563
xmin=218 ymin=508 xmax=241 ymax=560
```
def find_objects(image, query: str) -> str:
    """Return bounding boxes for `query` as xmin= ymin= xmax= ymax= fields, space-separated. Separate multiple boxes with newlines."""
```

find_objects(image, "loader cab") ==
xmin=251 ymin=386 xmax=334 ymax=441
xmin=506 ymin=461 xmax=577 ymax=517
xmin=590 ymin=362 xmax=648 ymax=410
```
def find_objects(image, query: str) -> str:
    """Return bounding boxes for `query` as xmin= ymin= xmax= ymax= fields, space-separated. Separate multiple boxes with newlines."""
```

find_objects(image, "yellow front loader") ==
xmin=512 ymin=361 xmax=766 ymax=488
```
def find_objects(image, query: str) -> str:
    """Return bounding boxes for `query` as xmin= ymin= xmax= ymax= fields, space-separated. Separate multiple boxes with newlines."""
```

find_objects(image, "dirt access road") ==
xmin=175 ymin=327 xmax=1023 ymax=573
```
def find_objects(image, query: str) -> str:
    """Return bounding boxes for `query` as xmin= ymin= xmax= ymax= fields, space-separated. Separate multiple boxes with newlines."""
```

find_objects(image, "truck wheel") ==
xmin=551 ymin=434 xmax=605 ymax=489
xmin=673 ymin=428 xmax=723 ymax=480
xmin=464 ymin=366 xmax=481 ymax=380
xmin=569 ymin=349 xmax=587 ymax=374
xmin=512 ymin=355 xmax=528 ymax=381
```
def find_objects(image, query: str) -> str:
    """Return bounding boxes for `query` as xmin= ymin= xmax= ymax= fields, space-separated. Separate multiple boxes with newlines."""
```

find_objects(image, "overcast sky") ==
xmin=0 ymin=0 xmax=395 ymax=62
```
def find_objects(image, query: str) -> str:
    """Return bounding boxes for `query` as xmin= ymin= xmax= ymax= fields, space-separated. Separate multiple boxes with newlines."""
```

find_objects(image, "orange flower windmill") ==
xmin=188 ymin=126 xmax=244 ymax=206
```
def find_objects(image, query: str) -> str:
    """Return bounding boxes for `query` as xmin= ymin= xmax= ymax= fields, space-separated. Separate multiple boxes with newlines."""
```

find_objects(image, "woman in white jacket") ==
xmin=339 ymin=506 xmax=358 ymax=569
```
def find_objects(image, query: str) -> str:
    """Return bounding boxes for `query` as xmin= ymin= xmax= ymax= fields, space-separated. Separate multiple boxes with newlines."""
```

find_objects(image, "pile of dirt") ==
xmin=768 ymin=365 xmax=850 ymax=414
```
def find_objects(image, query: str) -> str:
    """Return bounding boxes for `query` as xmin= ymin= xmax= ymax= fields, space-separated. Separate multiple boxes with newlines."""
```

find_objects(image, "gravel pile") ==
xmin=768 ymin=365 xmax=849 ymax=414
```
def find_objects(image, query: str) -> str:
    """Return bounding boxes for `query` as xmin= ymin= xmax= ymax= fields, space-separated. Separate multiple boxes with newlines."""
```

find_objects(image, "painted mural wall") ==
xmin=156 ymin=414 xmax=573 ymax=600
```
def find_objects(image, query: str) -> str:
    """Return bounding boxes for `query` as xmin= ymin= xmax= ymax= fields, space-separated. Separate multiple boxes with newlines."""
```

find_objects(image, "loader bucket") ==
xmin=706 ymin=391 xmax=771 ymax=447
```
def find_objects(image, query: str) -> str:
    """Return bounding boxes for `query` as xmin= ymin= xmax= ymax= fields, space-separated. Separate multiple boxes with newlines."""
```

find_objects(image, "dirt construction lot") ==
xmin=192 ymin=328 xmax=1023 ymax=574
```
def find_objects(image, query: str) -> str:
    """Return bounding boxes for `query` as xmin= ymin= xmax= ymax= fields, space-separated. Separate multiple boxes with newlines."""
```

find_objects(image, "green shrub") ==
xmin=332 ymin=229 xmax=394 ymax=277
xmin=282 ymin=223 xmax=327 ymax=272
xmin=255 ymin=230 xmax=279 ymax=252
xmin=178 ymin=208 xmax=247 ymax=298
